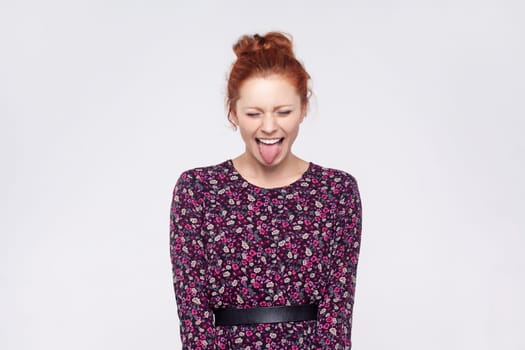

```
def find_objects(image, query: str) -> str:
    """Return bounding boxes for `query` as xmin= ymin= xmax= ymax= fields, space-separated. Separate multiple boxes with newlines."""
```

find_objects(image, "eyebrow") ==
xmin=242 ymin=105 xmax=294 ymax=111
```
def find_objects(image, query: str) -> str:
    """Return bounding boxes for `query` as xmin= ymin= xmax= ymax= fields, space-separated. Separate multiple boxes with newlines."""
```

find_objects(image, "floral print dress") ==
xmin=170 ymin=160 xmax=362 ymax=350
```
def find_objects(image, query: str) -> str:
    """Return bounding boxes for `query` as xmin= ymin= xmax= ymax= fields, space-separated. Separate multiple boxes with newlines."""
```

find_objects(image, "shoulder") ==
xmin=308 ymin=162 xmax=361 ymax=212
xmin=309 ymin=162 xmax=359 ymax=192
xmin=309 ymin=163 xmax=362 ymax=225
xmin=174 ymin=160 xmax=231 ymax=193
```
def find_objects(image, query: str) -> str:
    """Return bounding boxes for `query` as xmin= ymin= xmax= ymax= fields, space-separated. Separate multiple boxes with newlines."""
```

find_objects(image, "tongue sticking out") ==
xmin=258 ymin=141 xmax=282 ymax=164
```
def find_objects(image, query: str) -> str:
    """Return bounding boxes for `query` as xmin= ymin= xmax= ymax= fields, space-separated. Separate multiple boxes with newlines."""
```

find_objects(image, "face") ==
xmin=230 ymin=74 xmax=306 ymax=168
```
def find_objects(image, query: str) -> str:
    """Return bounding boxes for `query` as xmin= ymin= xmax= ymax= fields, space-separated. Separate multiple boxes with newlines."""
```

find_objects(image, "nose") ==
xmin=260 ymin=113 xmax=278 ymax=134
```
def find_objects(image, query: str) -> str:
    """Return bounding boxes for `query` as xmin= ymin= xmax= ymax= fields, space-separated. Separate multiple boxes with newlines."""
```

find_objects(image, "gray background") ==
xmin=2 ymin=0 xmax=524 ymax=349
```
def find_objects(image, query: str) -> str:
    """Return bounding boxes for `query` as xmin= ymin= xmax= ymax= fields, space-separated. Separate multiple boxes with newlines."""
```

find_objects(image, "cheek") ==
xmin=238 ymin=125 xmax=255 ymax=144
xmin=283 ymin=120 xmax=302 ymax=136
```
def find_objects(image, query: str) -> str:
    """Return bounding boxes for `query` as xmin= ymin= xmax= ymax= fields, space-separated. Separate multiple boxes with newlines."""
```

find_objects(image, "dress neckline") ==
xmin=226 ymin=159 xmax=313 ymax=192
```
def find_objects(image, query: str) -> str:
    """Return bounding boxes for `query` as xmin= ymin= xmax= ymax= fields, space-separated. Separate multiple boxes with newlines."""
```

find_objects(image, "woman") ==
xmin=170 ymin=32 xmax=362 ymax=349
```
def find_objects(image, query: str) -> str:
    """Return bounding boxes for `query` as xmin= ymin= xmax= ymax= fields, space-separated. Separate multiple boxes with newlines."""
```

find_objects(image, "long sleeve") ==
xmin=170 ymin=172 xmax=217 ymax=349
xmin=314 ymin=175 xmax=362 ymax=349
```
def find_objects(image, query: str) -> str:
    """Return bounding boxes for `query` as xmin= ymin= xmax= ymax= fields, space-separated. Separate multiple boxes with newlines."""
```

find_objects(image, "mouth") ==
xmin=256 ymin=137 xmax=284 ymax=164
xmin=255 ymin=137 xmax=284 ymax=145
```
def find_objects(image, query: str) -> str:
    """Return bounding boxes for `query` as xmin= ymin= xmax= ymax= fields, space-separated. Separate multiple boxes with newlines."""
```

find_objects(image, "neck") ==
xmin=232 ymin=152 xmax=308 ymax=189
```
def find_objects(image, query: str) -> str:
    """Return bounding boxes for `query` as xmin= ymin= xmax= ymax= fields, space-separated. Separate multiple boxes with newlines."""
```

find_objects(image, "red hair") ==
xmin=226 ymin=32 xmax=311 ymax=124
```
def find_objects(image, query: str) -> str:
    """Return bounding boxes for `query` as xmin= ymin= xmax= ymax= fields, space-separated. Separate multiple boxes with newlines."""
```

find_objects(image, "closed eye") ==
xmin=277 ymin=110 xmax=292 ymax=116
xmin=246 ymin=112 xmax=261 ymax=117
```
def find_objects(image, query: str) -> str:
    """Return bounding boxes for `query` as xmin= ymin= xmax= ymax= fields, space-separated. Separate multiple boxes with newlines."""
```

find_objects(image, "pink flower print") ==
xmin=170 ymin=161 xmax=362 ymax=348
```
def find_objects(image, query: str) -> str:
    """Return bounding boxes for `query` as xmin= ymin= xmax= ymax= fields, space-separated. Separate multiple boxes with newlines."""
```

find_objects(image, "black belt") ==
xmin=213 ymin=304 xmax=318 ymax=326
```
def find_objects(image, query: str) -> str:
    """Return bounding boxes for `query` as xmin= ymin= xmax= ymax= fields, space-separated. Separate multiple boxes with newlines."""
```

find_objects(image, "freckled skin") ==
xmin=230 ymin=74 xmax=308 ymax=189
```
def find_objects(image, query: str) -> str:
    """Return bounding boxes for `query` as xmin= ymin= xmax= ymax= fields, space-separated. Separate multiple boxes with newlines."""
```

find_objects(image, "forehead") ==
xmin=236 ymin=75 xmax=301 ymax=107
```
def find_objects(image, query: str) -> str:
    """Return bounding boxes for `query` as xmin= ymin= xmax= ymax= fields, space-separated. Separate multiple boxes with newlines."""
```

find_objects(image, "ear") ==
xmin=300 ymin=104 xmax=307 ymax=123
xmin=229 ymin=110 xmax=239 ymax=127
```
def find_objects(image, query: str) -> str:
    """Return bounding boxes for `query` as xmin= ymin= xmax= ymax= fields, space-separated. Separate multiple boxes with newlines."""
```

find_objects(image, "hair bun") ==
xmin=233 ymin=32 xmax=295 ymax=58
